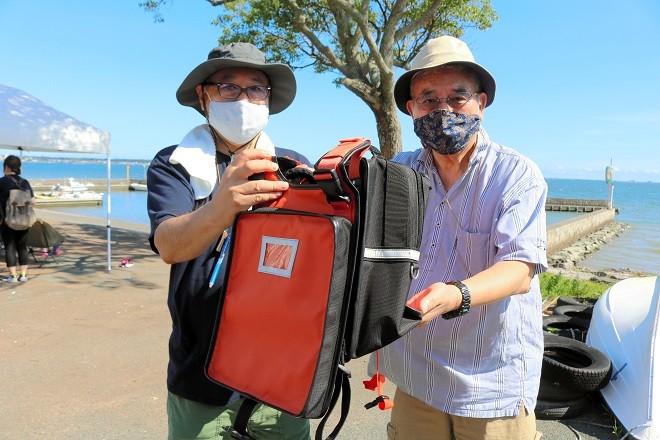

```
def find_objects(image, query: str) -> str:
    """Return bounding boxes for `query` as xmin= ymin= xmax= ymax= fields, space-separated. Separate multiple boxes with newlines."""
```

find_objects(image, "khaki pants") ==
xmin=387 ymin=388 xmax=542 ymax=440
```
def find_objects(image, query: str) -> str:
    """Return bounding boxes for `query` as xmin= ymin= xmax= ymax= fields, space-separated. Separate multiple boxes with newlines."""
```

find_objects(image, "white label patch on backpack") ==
xmin=257 ymin=236 xmax=298 ymax=278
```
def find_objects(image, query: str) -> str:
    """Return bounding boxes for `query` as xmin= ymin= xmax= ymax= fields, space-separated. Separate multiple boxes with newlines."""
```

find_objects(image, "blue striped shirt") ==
xmin=370 ymin=129 xmax=548 ymax=418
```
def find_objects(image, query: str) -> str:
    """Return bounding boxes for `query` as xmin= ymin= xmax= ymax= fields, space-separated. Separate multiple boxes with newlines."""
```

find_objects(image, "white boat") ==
xmin=37 ymin=190 xmax=103 ymax=206
xmin=128 ymin=182 xmax=147 ymax=191
xmin=586 ymin=276 xmax=660 ymax=440
xmin=52 ymin=177 xmax=96 ymax=192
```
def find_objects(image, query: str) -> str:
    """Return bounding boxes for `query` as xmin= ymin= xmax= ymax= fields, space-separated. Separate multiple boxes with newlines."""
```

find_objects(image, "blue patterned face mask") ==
xmin=413 ymin=109 xmax=481 ymax=155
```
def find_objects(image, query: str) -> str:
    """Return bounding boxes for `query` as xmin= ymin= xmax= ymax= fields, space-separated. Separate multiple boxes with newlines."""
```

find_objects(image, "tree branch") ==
xmin=394 ymin=0 xmax=444 ymax=41
xmin=330 ymin=0 xmax=389 ymax=75
xmin=339 ymin=77 xmax=379 ymax=108
xmin=283 ymin=0 xmax=350 ymax=76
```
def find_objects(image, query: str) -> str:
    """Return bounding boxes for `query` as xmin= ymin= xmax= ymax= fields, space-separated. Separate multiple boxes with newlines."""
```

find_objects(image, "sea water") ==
xmin=22 ymin=160 xmax=150 ymax=225
xmin=547 ymin=178 xmax=659 ymax=274
xmin=19 ymin=162 xmax=660 ymax=274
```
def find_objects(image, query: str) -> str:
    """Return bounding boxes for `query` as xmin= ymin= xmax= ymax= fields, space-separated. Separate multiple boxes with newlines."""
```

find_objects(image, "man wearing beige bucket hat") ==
xmin=147 ymin=43 xmax=310 ymax=439
xmin=370 ymin=36 xmax=547 ymax=439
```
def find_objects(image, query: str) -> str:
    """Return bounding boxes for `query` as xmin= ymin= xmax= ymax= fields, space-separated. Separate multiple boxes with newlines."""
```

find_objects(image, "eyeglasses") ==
xmin=413 ymin=91 xmax=479 ymax=112
xmin=203 ymin=82 xmax=271 ymax=102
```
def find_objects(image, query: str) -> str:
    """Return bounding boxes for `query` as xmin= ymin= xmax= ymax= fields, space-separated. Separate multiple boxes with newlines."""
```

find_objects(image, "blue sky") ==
xmin=1 ymin=0 xmax=659 ymax=182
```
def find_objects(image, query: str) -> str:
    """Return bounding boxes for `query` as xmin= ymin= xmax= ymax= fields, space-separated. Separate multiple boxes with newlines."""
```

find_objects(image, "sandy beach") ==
xmin=0 ymin=211 xmax=644 ymax=439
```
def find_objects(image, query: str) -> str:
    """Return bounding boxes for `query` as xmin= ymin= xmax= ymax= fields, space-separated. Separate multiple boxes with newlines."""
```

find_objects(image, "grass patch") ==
xmin=539 ymin=272 xmax=614 ymax=302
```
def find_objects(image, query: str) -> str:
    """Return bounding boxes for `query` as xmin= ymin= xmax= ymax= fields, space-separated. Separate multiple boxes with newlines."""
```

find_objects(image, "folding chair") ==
xmin=26 ymin=220 xmax=66 ymax=267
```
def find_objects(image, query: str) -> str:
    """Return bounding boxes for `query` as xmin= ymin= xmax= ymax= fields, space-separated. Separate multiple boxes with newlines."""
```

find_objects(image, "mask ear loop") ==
xmin=201 ymin=89 xmax=227 ymax=153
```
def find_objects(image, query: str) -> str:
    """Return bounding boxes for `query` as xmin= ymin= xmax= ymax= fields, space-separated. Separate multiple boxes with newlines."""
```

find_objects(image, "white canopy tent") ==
xmin=0 ymin=84 xmax=113 ymax=270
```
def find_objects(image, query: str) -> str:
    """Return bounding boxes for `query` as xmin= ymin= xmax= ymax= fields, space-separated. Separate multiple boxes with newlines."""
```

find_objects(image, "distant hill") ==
xmin=0 ymin=155 xmax=151 ymax=165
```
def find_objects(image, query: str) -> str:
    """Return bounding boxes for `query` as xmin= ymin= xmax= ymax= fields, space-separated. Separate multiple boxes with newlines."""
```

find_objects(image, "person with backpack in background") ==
xmin=0 ymin=155 xmax=36 ymax=283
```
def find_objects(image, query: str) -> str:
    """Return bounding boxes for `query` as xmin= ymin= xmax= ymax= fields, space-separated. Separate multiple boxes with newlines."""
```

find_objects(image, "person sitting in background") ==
xmin=147 ymin=42 xmax=311 ymax=439
xmin=371 ymin=35 xmax=548 ymax=440
xmin=0 ymin=155 xmax=35 ymax=283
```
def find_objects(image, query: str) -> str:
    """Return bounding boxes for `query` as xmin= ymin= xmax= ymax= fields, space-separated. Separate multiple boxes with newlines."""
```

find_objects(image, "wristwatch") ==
xmin=442 ymin=281 xmax=471 ymax=320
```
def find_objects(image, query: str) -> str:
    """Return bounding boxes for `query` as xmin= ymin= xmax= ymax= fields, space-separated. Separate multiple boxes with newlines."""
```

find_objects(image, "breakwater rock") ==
xmin=548 ymin=221 xmax=630 ymax=270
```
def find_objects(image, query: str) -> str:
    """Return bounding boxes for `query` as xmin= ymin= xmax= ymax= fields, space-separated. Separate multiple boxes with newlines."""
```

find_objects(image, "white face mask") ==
xmin=206 ymin=100 xmax=269 ymax=146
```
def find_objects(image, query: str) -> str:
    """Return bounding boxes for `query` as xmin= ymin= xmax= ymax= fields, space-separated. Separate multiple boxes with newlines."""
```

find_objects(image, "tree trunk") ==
xmin=372 ymin=98 xmax=403 ymax=160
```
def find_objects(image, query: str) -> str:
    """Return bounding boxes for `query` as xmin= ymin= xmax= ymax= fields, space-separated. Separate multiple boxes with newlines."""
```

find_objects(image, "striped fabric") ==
xmin=371 ymin=129 xmax=548 ymax=418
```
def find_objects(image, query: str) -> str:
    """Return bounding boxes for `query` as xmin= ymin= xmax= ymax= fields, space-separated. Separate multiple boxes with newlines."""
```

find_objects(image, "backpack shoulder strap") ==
xmin=312 ymin=138 xmax=373 ymax=221
xmin=315 ymin=366 xmax=351 ymax=440
xmin=224 ymin=398 xmax=258 ymax=440
xmin=7 ymin=175 xmax=21 ymax=188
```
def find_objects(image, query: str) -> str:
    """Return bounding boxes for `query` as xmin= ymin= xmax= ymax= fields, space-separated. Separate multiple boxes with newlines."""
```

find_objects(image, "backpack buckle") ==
xmin=364 ymin=395 xmax=394 ymax=410
xmin=223 ymin=426 xmax=255 ymax=440
xmin=314 ymin=168 xmax=349 ymax=202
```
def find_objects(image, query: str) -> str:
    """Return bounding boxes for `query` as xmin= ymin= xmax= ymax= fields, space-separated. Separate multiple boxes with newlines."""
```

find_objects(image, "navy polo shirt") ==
xmin=147 ymin=145 xmax=309 ymax=406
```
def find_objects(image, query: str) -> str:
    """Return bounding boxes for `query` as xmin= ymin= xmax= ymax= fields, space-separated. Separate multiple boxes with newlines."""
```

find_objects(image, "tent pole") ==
xmin=107 ymin=154 xmax=112 ymax=271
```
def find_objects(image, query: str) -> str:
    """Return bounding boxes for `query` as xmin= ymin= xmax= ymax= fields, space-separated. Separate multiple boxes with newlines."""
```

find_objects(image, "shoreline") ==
xmin=36 ymin=208 xmax=659 ymax=280
xmin=34 ymin=209 xmax=656 ymax=281
xmin=547 ymin=221 xmax=657 ymax=281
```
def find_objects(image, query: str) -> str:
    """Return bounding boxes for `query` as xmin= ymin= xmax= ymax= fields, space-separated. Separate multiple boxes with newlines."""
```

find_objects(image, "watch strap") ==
xmin=442 ymin=280 xmax=471 ymax=320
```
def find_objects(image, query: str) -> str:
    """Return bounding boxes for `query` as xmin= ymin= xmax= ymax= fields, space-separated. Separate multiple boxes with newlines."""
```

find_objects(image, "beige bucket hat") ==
xmin=394 ymin=36 xmax=496 ymax=114
xmin=176 ymin=42 xmax=296 ymax=115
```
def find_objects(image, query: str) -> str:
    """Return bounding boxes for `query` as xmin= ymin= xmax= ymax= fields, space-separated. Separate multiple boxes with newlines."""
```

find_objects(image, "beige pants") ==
xmin=387 ymin=388 xmax=542 ymax=440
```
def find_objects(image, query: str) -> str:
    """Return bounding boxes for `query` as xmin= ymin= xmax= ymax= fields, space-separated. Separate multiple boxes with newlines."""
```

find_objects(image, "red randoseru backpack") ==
xmin=206 ymin=138 xmax=429 ymax=439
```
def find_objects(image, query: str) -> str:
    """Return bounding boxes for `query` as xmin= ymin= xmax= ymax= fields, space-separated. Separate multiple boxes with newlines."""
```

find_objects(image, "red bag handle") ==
xmin=257 ymin=157 xmax=335 ymax=215
xmin=315 ymin=137 xmax=372 ymax=180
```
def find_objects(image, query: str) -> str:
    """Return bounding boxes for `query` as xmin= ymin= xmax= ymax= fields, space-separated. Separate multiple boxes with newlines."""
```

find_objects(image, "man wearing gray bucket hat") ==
xmin=147 ymin=42 xmax=310 ymax=439
xmin=369 ymin=36 xmax=547 ymax=439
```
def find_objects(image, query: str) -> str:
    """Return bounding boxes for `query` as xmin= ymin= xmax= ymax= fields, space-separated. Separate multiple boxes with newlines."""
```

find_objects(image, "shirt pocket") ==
xmin=454 ymin=227 xmax=491 ymax=277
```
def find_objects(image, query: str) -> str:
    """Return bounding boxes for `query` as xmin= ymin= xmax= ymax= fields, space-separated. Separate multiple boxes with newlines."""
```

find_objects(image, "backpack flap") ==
xmin=207 ymin=193 xmax=353 ymax=419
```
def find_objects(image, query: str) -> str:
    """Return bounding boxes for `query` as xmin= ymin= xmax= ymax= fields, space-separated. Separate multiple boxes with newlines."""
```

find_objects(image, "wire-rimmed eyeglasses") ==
xmin=413 ymin=91 xmax=480 ymax=112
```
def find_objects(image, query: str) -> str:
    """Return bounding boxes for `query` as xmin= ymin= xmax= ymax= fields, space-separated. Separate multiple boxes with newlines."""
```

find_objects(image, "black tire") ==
xmin=537 ymin=376 xmax=586 ymax=402
xmin=542 ymin=315 xmax=590 ymax=341
xmin=535 ymin=395 xmax=591 ymax=420
xmin=542 ymin=333 xmax=612 ymax=393
xmin=556 ymin=296 xmax=597 ymax=307
xmin=553 ymin=304 xmax=593 ymax=322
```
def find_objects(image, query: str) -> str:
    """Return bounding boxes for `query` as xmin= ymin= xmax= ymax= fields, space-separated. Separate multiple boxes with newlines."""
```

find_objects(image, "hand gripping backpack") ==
xmin=206 ymin=138 xmax=430 ymax=439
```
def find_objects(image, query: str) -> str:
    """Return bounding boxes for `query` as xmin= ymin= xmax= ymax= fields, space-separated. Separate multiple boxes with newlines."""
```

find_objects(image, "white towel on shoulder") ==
xmin=169 ymin=124 xmax=275 ymax=200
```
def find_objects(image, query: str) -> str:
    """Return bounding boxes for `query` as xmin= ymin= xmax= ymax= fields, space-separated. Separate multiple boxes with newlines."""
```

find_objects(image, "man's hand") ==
xmin=405 ymin=261 xmax=535 ymax=325
xmin=407 ymin=282 xmax=463 ymax=325
xmin=154 ymin=148 xmax=289 ymax=264
xmin=210 ymin=148 xmax=290 ymax=220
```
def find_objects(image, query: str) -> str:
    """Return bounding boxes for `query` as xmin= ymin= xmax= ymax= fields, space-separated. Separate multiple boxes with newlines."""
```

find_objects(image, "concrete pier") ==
xmin=546 ymin=208 xmax=617 ymax=256
xmin=29 ymin=178 xmax=131 ymax=193
xmin=546 ymin=197 xmax=619 ymax=214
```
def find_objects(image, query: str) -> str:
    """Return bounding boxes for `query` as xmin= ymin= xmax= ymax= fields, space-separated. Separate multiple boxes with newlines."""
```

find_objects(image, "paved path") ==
xmin=0 ymin=210 xmax=621 ymax=439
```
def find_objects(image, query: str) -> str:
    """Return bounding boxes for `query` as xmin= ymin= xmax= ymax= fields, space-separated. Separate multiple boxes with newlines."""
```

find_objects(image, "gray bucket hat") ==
xmin=394 ymin=36 xmax=496 ymax=114
xmin=176 ymin=42 xmax=296 ymax=115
